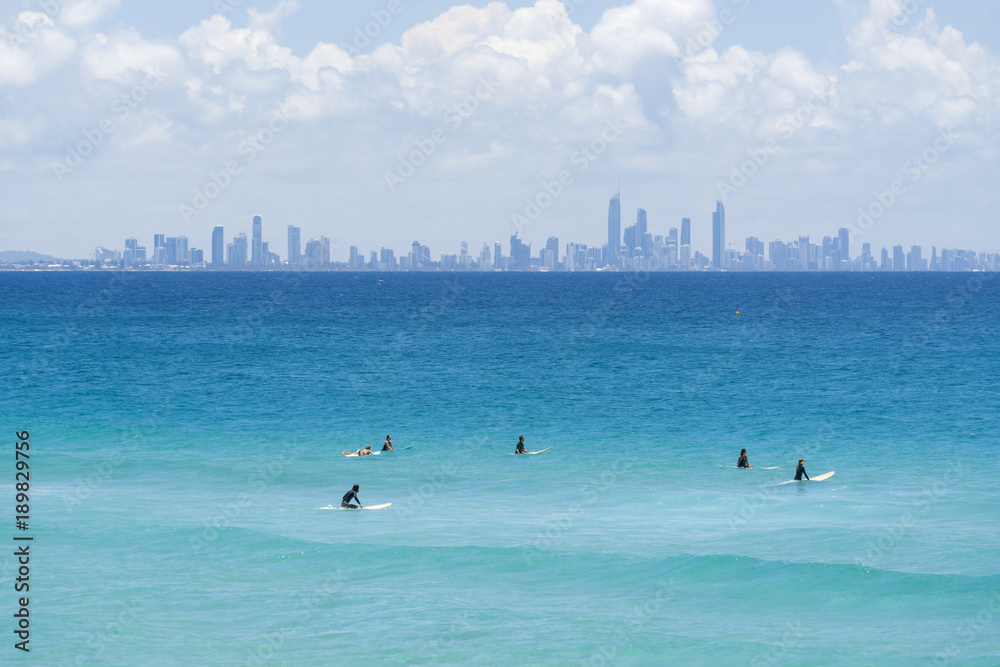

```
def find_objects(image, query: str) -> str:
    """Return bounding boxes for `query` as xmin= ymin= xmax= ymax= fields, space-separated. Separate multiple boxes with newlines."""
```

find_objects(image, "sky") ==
xmin=1 ymin=0 xmax=999 ymax=260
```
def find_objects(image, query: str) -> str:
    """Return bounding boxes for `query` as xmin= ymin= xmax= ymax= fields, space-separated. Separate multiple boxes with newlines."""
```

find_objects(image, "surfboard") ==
xmin=508 ymin=447 xmax=552 ymax=455
xmin=383 ymin=445 xmax=414 ymax=452
xmin=318 ymin=503 xmax=392 ymax=510
xmin=343 ymin=451 xmax=380 ymax=457
xmin=777 ymin=471 xmax=835 ymax=485
xmin=719 ymin=465 xmax=780 ymax=469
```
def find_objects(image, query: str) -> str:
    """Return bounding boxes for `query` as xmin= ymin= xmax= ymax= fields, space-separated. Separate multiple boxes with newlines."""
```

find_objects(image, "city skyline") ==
xmin=5 ymin=190 xmax=996 ymax=272
xmin=3 ymin=1 xmax=1000 ymax=258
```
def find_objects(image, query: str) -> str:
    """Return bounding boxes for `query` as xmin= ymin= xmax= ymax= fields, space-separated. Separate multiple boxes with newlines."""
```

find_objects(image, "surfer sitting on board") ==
xmin=794 ymin=458 xmax=809 ymax=480
xmin=382 ymin=435 xmax=394 ymax=452
xmin=737 ymin=449 xmax=753 ymax=469
xmin=342 ymin=444 xmax=374 ymax=456
xmin=341 ymin=484 xmax=363 ymax=509
xmin=515 ymin=436 xmax=527 ymax=454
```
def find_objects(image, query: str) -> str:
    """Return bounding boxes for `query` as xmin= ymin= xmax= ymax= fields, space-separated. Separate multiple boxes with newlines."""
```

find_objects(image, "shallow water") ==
xmin=2 ymin=271 xmax=998 ymax=665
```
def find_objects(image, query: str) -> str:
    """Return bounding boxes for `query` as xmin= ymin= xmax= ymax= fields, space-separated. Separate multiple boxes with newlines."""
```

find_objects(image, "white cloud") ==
xmin=3 ymin=0 xmax=1000 ymax=256
xmin=0 ymin=12 xmax=77 ymax=87
xmin=60 ymin=0 xmax=121 ymax=29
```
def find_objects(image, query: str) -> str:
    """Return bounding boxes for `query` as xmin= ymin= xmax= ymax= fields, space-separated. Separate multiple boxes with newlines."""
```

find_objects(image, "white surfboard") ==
xmin=507 ymin=448 xmax=552 ymax=455
xmin=777 ymin=471 xmax=834 ymax=485
xmin=343 ymin=451 xmax=380 ymax=457
xmin=318 ymin=503 xmax=392 ymax=510
xmin=719 ymin=465 xmax=780 ymax=469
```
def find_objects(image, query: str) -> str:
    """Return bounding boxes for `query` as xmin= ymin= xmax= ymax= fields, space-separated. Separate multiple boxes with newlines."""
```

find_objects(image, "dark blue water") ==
xmin=2 ymin=272 xmax=998 ymax=665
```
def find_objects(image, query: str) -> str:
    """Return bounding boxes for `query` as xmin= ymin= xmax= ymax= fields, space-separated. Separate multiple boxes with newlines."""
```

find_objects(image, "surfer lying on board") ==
xmin=342 ymin=484 xmax=363 ymax=509
xmin=794 ymin=458 xmax=809 ymax=480
xmin=515 ymin=436 xmax=527 ymax=454
xmin=737 ymin=448 xmax=753 ymax=469
xmin=382 ymin=435 xmax=394 ymax=451
xmin=342 ymin=444 xmax=374 ymax=456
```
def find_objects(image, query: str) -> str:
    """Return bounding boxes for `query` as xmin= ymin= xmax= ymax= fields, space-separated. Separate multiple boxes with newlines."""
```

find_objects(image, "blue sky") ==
xmin=2 ymin=0 xmax=999 ymax=259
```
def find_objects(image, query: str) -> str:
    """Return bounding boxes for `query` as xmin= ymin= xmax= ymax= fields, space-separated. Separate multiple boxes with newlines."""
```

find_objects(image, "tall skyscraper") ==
xmin=838 ymin=227 xmax=850 ymax=268
xmin=607 ymin=189 xmax=621 ymax=267
xmin=212 ymin=226 xmax=224 ymax=267
xmin=287 ymin=226 xmax=301 ymax=266
xmin=893 ymin=244 xmax=905 ymax=271
xmin=681 ymin=218 xmax=691 ymax=247
xmin=252 ymin=215 xmax=263 ymax=267
xmin=510 ymin=235 xmax=530 ymax=269
xmin=232 ymin=233 xmax=248 ymax=267
xmin=712 ymin=201 xmax=726 ymax=269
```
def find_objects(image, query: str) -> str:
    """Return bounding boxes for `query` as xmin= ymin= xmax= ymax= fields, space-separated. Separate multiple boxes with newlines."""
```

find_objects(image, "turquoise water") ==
xmin=2 ymin=272 xmax=999 ymax=665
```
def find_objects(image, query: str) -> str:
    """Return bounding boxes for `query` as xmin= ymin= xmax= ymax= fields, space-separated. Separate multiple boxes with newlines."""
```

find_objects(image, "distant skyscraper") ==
xmin=893 ymin=244 xmax=905 ymax=272
xmin=252 ymin=215 xmax=263 ymax=266
xmin=607 ymin=189 xmax=621 ymax=267
xmin=287 ymin=226 xmax=301 ymax=265
xmin=494 ymin=242 xmax=502 ymax=268
xmin=838 ymin=228 xmax=850 ymax=267
xmin=681 ymin=218 xmax=691 ymax=247
xmin=510 ymin=235 xmax=530 ymax=269
xmin=212 ymin=226 xmax=224 ymax=267
xmin=232 ymin=233 xmax=248 ymax=267
xmin=798 ymin=236 xmax=810 ymax=271
xmin=712 ymin=201 xmax=726 ymax=269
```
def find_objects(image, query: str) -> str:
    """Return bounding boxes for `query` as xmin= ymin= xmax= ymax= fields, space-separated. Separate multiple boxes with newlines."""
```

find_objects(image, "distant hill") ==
xmin=0 ymin=250 xmax=59 ymax=264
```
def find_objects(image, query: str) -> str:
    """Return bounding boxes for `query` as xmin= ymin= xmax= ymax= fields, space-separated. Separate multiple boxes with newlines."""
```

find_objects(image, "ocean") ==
xmin=2 ymin=271 xmax=999 ymax=666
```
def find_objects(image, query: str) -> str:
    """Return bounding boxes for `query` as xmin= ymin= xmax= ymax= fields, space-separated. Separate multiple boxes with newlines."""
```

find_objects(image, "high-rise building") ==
xmin=287 ymin=226 xmax=301 ymax=266
xmin=320 ymin=237 xmax=331 ymax=266
xmin=838 ymin=228 xmax=850 ymax=268
xmin=712 ymin=201 xmax=726 ymax=269
xmin=510 ymin=235 xmax=530 ymax=269
xmin=607 ymin=190 xmax=621 ymax=267
xmin=164 ymin=237 xmax=178 ymax=265
xmin=681 ymin=218 xmax=691 ymax=247
xmin=252 ymin=215 xmax=263 ymax=266
xmin=349 ymin=246 xmax=360 ymax=269
xmin=212 ymin=226 xmax=224 ymax=267
xmin=797 ymin=236 xmax=810 ymax=271
xmin=893 ymin=245 xmax=905 ymax=271
xmin=494 ymin=242 xmax=502 ymax=268
xmin=232 ymin=233 xmax=248 ymax=267
xmin=881 ymin=247 xmax=890 ymax=270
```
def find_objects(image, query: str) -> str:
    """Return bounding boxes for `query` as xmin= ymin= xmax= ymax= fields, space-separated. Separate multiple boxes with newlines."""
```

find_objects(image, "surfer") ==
xmin=342 ymin=444 xmax=374 ymax=456
xmin=382 ymin=435 xmax=394 ymax=452
xmin=794 ymin=458 xmax=809 ymax=480
xmin=737 ymin=448 xmax=753 ymax=469
xmin=515 ymin=436 xmax=527 ymax=454
xmin=341 ymin=484 xmax=363 ymax=509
